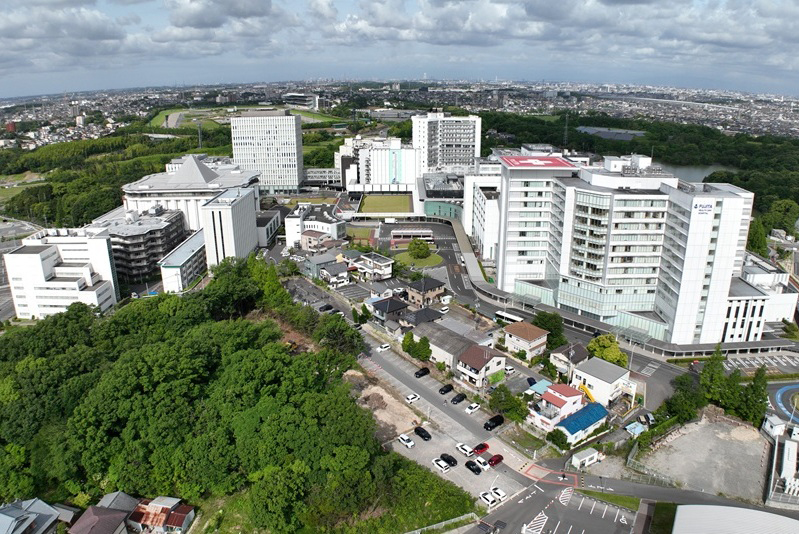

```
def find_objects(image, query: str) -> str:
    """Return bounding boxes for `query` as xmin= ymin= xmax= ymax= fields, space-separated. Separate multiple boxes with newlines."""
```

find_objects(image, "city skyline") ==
xmin=3 ymin=0 xmax=799 ymax=99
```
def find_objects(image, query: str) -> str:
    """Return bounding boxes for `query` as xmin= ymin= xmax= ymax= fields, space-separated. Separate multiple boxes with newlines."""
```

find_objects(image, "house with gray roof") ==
xmin=550 ymin=343 xmax=590 ymax=377
xmin=319 ymin=262 xmax=350 ymax=289
xmin=400 ymin=307 xmax=443 ymax=327
xmin=0 ymin=498 xmax=59 ymax=534
xmin=303 ymin=252 xmax=337 ymax=279
xmin=412 ymin=322 xmax=473 ymax=369
xmin=456 ymin=345 xmax=506 ymax=388
xmin=406 ymin=277 xmax=445 ymax=307
xmin=570 ymin=357 xmax=636 ymax=407
xmin=96 ymin=491 xmax=139 ymax=513
xmin=370 ymin=297 xmax=408 ymax=325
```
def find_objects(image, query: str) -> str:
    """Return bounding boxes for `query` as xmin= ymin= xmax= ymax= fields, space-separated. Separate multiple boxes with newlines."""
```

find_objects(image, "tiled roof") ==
xmin=575 ymin=357 xmax=628 ymax=384
xmin=504 ymin=321 xmax=549 ymax=342
xmin=372 ymin=297 xmax=408 ymax=313
xmin=407 ymin=277 xmax=445 ymax=292
xmin=69 ymin=506 xmax=127 ymax=534
xmin=557 ymin=403 xmax=608 ymax=435
xmin=542 ymin=391 xmax=566 ymax=408
xmin=458 ymin=345 xmax=504 ymax=371
xmin=548 ymin=384 xmax=583 ymax=398
xmin=551 ymin=343 xmax=590 ymax=364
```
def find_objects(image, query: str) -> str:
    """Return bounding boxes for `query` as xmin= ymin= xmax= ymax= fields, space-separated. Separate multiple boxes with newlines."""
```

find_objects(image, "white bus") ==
xmin=495 ymin=310 xmax=524 ymax=324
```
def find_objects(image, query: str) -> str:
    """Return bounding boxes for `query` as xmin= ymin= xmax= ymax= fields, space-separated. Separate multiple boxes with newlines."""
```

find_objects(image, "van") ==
xmin=483 ymin=415 xmax=504 ymax=431
xmin=440 ymin=306 xmax=449 ymax=314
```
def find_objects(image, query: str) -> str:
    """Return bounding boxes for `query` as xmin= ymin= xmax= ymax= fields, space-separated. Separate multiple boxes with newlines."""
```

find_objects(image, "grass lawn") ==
xmin=0 ymin=182 xmax=45 ymax=204
xmin=359 ymin=195 xmax=412 ymax=213
xmin=576 ymin=490 xmax=640 ymax=511
xmin=503 ymin=426 xmax=546 ymax=454
xmin=533 ymin=115 xmax=560 ymax=122
xmin=290 ymin=109 xmax=343 ymax=122
xmin=394 ymin=251 xmax=443 ymax=268
xmin=302 ymin=138 xmax=345 ymax=154
xmin=149 ymin=108 xmax=183 ymax=127
xmin=347 ymin=227 xmax=372 ymax=240
xmin=285 ymin=197 xmax=338 ymax=208
xmin=650 ymin=502 xmax=677 ymax=534
xmin=196 ymin=491 xmax=265 ymax=534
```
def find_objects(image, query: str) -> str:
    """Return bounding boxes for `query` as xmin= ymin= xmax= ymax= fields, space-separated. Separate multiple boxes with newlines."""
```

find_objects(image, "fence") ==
xmin=404 ymin=513 xmax=478 ymax=534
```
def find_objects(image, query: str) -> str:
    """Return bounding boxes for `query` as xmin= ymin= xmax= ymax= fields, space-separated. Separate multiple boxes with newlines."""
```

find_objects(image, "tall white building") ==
xmin=336 ymin=136 xmax=421 ymax=192
xmin=412 ymin=112 xmax=481 ymax=172
xmin=122 ymin=155 xmax=260 ymax=231
xmin=4 ymin=228 xmax=119 ymax=319
xmin=231 ymin=109 xmax=303 ymax=194
xmin=496 ymin=154 xmax=793 ymax=345
xmin=200 ymin=188 xmax=258 ymax=268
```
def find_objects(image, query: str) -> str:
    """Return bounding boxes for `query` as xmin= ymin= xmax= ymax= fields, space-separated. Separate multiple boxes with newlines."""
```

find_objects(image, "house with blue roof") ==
xmin=555 ymin=402 xmax=609 ymax=446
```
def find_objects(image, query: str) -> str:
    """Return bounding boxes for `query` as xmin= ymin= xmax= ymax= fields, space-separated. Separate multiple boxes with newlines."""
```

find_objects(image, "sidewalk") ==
xmin=633 ymin=499 xmax=655 ymax=534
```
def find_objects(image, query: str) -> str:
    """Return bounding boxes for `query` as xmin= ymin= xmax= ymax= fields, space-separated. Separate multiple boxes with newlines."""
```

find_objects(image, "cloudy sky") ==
xmin=2 ymin=0 xmax=798 ymax=98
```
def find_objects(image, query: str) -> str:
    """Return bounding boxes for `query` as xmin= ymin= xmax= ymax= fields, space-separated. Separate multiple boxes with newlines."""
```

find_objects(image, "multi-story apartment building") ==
xmin=200 ymin=188 xmax=258 ymax=268
xmin=472 ymin=186 xmax=500 ymax=261
xmin=412 ymin=112 xmax=481 ymax=172
xmin=336 ymin=136 xmax=421 ymax=192
xmin=123 ymin=155 xmax=260 ymax=231
xmin=4 ymin=228 xmax=119 ymax=319
xmin=285 ymin=203 xmax=346 ymax=250
xmin=231 ymin=109 xmax=303 ymax=194
xmin=159 ymin=230 xmax=206 ymax=294
xmin=87 ymin=205 xmax=186 ymax=282
xmin=497 ymin=154 xmax=796 ymax=345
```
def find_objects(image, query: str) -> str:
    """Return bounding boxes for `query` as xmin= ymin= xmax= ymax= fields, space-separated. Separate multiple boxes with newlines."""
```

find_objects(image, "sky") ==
xmin=2 ymin=0 xmax=799 ymax=99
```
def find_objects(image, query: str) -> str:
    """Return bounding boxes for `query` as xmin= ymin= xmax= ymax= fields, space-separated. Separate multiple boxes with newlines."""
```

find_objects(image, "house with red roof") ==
xmin=127 ymin=497 xmax=194 ymax=533
xmin=528 ymin=383 xmax=584 ymax=432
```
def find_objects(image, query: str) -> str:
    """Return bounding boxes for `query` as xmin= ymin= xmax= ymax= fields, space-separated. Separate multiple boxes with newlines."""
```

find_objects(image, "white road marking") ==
xmin=578 ymin=497 xmax=585 ymax=511
xmin=614 ymin=508 xmax=619 ymax=522
xmin=590 ymin=501 xmax=595 ymax=514
xmin=602 ymin=504 xmax=607 ymax=518
xmin=552 ymin=521 xmax=560 ymax=534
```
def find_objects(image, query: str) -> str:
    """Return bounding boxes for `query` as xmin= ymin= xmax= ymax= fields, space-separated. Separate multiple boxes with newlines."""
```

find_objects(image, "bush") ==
xmin=547 ymin=429 xmax=569 ymax=450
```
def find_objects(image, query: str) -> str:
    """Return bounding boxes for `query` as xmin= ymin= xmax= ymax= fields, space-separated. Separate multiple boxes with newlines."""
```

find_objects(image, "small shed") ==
xmin=625 ymin=421 xmax=646 ymax=438
xmin=762 ymin=413 xmax=787 ymax=439
xmin=571 ymin=447 xmax=600 ymax=469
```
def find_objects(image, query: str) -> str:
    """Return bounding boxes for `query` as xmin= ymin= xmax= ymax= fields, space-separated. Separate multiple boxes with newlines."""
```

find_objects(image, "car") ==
xmin=504 ymin=365 xmax=515 ymax=374
xmin=526 ymin=377 xmax=537 ymax=386
xmin=376 ymin=343 xmax=390 ymax=352
xmin=487 ymin=385 xmax=497 ymax=394
xmin=484 ymin=414 xmax=505 ymax=431
xmin=465 ymin=460 xmax=482 ymax=475
xmin=414 ymin=367 xmax=430 ymax=378
xmin=432 ymin=457 xmax=450 ymax=473
xmin=318 ymin=303 xmax=333 ymax=312
xmin=474 ymin=456 xmax=490 ymax=470
xmin=440 ymin=306 xmax=449 ymax=313
xmin=414 ymin=426 xmax=432 ymax=441
xmin=440 ymin=453 xmax=458 ymax=467
xmin=392 ymin=287 xmax=404 ymax=295
xmin=479 ymin=492 xmax=498 ymax=507
xmin=490 ymin=487 xmax=507 ymax=502
xmin=397 ymin=434 xmax=415 ymax=448
xmin=645 ymin=413 xmax=656 ymax=426
xmin=465 ymin=403 xmax=481 ymax=415
xmin=450 ymin=392 xmax=467 ymax=405
xmin=473 ymin=442 xmax=489 ymax=455
xmin=405 ymin=393 xmax=420 ymax=404
xmin=439 ymin=384 xmax=454 ymax=395
xmin=488 ymin=454 xmax=504 ymax=467
xmin=456 ymin=443 xmax=474 ymax=457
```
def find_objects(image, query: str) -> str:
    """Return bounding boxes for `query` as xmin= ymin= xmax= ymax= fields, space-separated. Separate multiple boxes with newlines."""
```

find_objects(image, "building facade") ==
xmin=285 ymin=203 xmax=346 ymax=250
xmin=231 ymin=109 xmax=303 ymax=194
xmin=412 ymin=112 xmax=481 ymax=172
xmin=200 ymin=188 xmax=258 ymax=268
xmin=159 ymin=230 xmax=206 ymax=293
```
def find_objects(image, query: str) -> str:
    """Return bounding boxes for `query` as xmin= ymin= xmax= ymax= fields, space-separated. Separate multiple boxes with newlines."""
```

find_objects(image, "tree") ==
xmin=359 ymin=304 xmax=372 ymax=324
xmin=402 ymin=332 xmax=415 ymax=353
xmin=312 ymin=314 xmax=364 ymax=355
xmin=0 ymin=444 xmax=35 ymax=501
xmin=277 ymin=259 xmax=300 ymax=277
xmin=746 ymin=218 xmax=768 ymax=256
xmin=488 ymin=385 xmax=528 ymax=422
xmin=547 ymin=429 xmax=569 ymax=450
xmin=699 ymin=344 xmax=726 ymax=404
xmin=352 ymin=308 xmax=361 ymax=324
xmin=249 ymin=461 xmax=309 ymax=533
xmin=738 ymin=366 xmax=769 ymax=425
xmin=532 ymin=313 xmax=567 ymax=349
xmin=665 ymin=374 xmax=706 ymax=423
xmin=415 ymin=337 xmax=432 ymax=362
xmin=586 ymin=334 xmax=627 ymax=367
xmin=762 ymin=199 xmax=799 ymax=234
xmin=407 ymin=238 xmax=431 ymax=259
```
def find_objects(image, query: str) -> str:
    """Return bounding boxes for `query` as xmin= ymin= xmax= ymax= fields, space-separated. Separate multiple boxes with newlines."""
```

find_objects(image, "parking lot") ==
xmin=724 ymin=354 xmax=799 ymax=374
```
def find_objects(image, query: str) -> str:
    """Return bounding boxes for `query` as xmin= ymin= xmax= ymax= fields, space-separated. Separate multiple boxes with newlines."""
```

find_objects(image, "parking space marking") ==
xmin=577 ymin=496 xmax=584 ymax=511
xmin=523 ymin=512 xmax=548 ymax=534
xmin=558 ymin=487 xmax=574 ymax=506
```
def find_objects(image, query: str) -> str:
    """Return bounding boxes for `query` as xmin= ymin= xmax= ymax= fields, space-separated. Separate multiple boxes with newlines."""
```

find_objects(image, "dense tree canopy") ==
xmin=586 ymin=335 xmax=627 ymax=368
xmin=531 ymin=312 xmax=567 ymax=349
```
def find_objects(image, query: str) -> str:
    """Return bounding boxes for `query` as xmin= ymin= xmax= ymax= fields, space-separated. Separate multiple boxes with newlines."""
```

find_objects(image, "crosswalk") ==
xmin=522 ymin=511 xmax=548 ymax=534
xmin=639 ymin=362 xmax=660 ymax=377
xmin=559 ymin=487 xmax=574 ymax=506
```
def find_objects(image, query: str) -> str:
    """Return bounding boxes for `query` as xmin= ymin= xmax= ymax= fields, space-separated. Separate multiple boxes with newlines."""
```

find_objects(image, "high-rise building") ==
xmin=231 ymin=109 xmax=303 ymax=194
xmin=200 ymin=188 xmax=258 ymax=268
xmin=495 ymin=154 xmax=796 ymax=345
xmin=4 ymin=228 xmax=119 ymax=319
xmin=412 ymin=112 xmax=481 ymax=172
xmin=336 ymin=136 xmax=421 ymax=192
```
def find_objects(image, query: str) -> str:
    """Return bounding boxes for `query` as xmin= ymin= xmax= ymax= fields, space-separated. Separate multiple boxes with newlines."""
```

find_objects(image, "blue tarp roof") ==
xmin=557 ymin=403 xmax=608 ymax=435
xmin=529 ymin=379 xmax=552 ymax=395
xmin=625 ymin=421 xmax=646 ymax=437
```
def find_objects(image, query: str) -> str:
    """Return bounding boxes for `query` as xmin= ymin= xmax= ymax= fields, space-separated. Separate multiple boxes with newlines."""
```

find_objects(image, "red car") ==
xmin=473 ymin=443 xmax=489 ymax=455
xmin=488 ymin=454 xmax=504 ymax=467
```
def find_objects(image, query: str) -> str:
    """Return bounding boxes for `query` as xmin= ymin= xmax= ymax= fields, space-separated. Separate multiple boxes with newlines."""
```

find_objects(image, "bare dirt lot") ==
xmin=344 ymin=369 xmax=417 ymax=443
xmin=640 ymin=419 xmax=769 ymax=502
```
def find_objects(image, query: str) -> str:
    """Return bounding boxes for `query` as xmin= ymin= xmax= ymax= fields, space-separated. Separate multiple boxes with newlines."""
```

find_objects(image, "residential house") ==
xmin=337 ymin=249 xmax=363 ymax=264
xmin=0 ymin=499 xmax=59 ymax=534
xmin=52 ymin=504 xmax=79 ymax=526
xmin=400 ymin=307 xmax=443 ymax=328
xmin=413 ymin=322 xmax=473 ymax=369
xmin=303 ymin=253 xmax=337 ymax=279
xmin=319 ymin=262 xmax=350 ymax=289
xmin=503 ymin=322 xmax=549 ymax=357
xmin=69 ymin=507 xmax=127 ymax=534
xmin=370 ymin=297 xmax=408 ymax=325
xmin=367 ymin=281 xmax=393 ymax=299
xmin=456 ymin=345 xmax=506 ymax=389
xmin=300 ymin=230 xmax=330 ymax=251
xmin=555 ymin=403 xmax=609 ymax=446
xmin=549 ymin=343 xmax=590 ymax=377
xmin=571 ymin=447 xmax=601 ymax=469
xmin=127 ymin=497 xmax=195 ymax=534
xmin=528 ymin=384 xmax=584 ymax=433
xmin=406 ymin=277 xmax=446 ymax=307
xmin=570 ymin=357 xmax=636 ymax=407
xmin=351 ymin=252 xmax=393 ymax=281
xmin=96 ymin=492 xmax=139 ymax=513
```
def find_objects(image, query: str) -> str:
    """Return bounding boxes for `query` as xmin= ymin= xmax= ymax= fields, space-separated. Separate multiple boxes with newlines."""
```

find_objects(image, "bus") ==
xmin=495 ymin=310 xmax=524 ymax=324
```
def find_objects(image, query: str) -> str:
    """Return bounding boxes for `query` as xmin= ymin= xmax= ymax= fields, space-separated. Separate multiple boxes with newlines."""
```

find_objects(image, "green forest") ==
xmin=0 ymin=257 xmax=474 ymax=533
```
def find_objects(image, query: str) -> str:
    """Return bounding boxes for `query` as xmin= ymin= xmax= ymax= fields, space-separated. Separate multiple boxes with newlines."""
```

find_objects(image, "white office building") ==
xmin=159 ymin=230 xmax=206 ymax=293
xmin=497 ymin=154 xmax=790 ymax=345
xmin=412 ymin=112 xmax=481 ymax=172
xmin=472 ymin=186 xmax=501 ymax=261
xmin=231 ymin=109 xmax=303 ymax=194
xmin=285 ymin=203 xmax=346 ymax=250
xmin=4 ymin=228 xmax=119 ymax=319
xmin=122 ymin=155 xmax=260 ymax=231
xmin=200 ymin=188 xmax=258 ymax=268
xmin=336 ymin=136 xmax=421 ymax=192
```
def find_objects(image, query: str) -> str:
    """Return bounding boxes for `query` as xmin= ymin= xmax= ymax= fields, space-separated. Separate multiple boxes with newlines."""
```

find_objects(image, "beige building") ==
xmin=504 ymin=321 xmax=549 ymax=357
xmin=406 ymin=277 xmax=445 ymax=307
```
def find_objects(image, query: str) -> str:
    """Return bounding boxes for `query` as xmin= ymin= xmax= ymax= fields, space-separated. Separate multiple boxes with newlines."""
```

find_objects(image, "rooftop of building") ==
xmin=551 ymin=343 xmax=590 ymax=364
xmin=123 ymin=155 xmax=259 ymax=193
xmin=306 ymin=253 xmax=337 ymax=265
xmin=287 ymin=202 xmax=341 ymax=223
xmin=158 ymin=230 xmax=205 ymax=268
xmin=321 ymin=262 xmax=348 ymax=276
xmin=302 ymin=229 xmax=327 ymax=238
xmin=372 ymin=297 xmax=408 ymax=314
xmin=504 ymin=321 xmax=549 ymax=342
xmin=407 ymin=277 xmax=445 ymax=293
xmin=557 ymin=402 xmax=608 ymax=435
xmin=69 ymin=506 xmax=128 ymax=534
xmin=235 ymin=108 xmax=292 ymax=117
xmin=7 ymin=244 xmax=53 ymax=255
xmin=556 ymin=175 xmax=670 ymax=196
xmin=500 ymin=156 xmax=576 ymax=169
xmin=549 ymin=384 xmax=583 ymax=398
xmin=359 ymin=251 xmax=393 ymax=264
xmin=88 ymin=205 xmax=182 ymax=237
xmin=256 ymin=210 xmax=281 ymax=227
xmin=97 ymin=490 xmax=139 ymax=512
xmin=402 ymin=307 xmax=443 ymax=326
xmin=458 ymin=344 xmax=504 ymax=371
xmin=479 ymin=187 xmax=500 ymax=199
xmin=423 ymin=173 xmax=464 ymax=191
xmin=672 ymin=505 xmax=799 ymax=534
xmin=414 ymin=322 xmax=473 ymax=356
xmin=575 ymin=357 xmax=629 ymax=384
xmin=729 ymin=276 xmax=767 ymax=298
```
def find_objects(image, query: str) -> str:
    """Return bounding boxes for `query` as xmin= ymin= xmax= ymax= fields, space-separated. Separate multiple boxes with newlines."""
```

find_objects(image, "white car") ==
xmin=475 ymin=456 xmax=490 ymax=471
xmin=490 ymin=486 xmax=507 ymax=502
xmin=440 ymin=306 xmax=449 ymax=313
xmin=504 ymin=365 xmax=515 ymax=374
xmin=376 ymin=343 xmax=391 ymax=352
xmin=392 ymin=287 xmax=405 ymax=295
xmin=405 ymin=393 xmax=420 ymax=404
xmin=465 ymin=403 xmax=481 ymax=415
xmin=432 ymin=458 xmax=451 ymax=473
xmin=479 ymin=491 xmax=498 ymax=507
xmin=397 ymin=434 xmax=415 ymax=448
xmin=456 ymin=443 xmax=474 ymax=457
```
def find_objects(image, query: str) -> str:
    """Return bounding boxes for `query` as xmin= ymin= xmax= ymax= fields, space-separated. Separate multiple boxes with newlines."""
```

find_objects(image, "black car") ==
xmin=318 ymin=304 xmax=333 ymax=312
xmin=526 ymin=377 xmax=537 ymax=387
xmin=439 ymin=384 xmax=454 ymax=395
xmin=414 ymin=426 xmax=432 ymax=441
xmin=450 ymin=392 xmax=467 ymax=405
xmin=465 ymin=460 xmax=482 ymax=475
xmin=414 ymin=367 xmax=430 ymax=378
xmin=440 ymin=453 xmax=458 ymax=467
xmin=484 ymin=414 xmax=505 ymax=431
